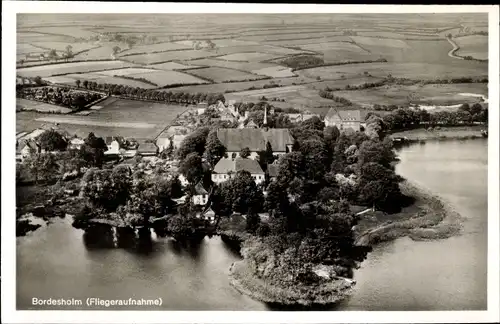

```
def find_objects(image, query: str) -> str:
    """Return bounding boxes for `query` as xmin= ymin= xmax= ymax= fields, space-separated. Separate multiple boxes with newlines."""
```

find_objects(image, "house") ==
xmin=196 ymin=206 xmax=216 ymax=223
xmin=192 ymin=182 xmax=209 ymax=206
xmin=212 ymin=157 xmax=265 ymax=185
xmin=137 ymin=142 xmax=158 ymax=158
xmin=156 ymin=137 xmax=172 ymax=152
xmin=216 ymin=128 xmax=294 ymax=160
xmin=245 ymin=119 xmax=259 ymax=129
xmin=172 ymin=135 xmax=186 ymax=149
xmin=197 ymin=102 xmax=208 ymax=115
xmin=16 ymin=140 xmax=40 ymax=162
xmin=69 ymin=137 xmax=85 ymax=150
xmin=287 ymin=113 xmax=320 ymax=123
xmin=324 ymin=108 xmax=367 ymax=131
xmin=104 ymin=136 xmax=124 ymax=155
xmin=178 ymin=174 xmax=189 ymax=187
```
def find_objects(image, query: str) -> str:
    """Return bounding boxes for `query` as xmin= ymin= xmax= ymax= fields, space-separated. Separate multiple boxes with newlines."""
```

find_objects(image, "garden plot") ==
xmin=125 ymin=70 xmax=210 ymax=87
xmin=118 ymin=42 xmax=191 ymax=56
xmin=16 ymin=60 xmax=136 ymax=78
xmin=147 ymin=61 xmax=202 ymax=70
xmin=186 ymin=67 xmax=267 ymax=83
xmin=455 ymin=35 xmax=488 ymax=60
xmin=122 ymin=50 xmax=221 ymax=64
xmin=216 ymin=52 xmax=285 ymax=62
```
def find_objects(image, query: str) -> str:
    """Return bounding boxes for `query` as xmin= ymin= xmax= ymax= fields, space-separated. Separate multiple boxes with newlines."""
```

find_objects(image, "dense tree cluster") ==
xmin=17 ymin=86 xmax=104 ymax=111
xmin=72 ymin=79 xmax=226 ymax=105
xmin=318 ymin=90 xmax=354 ymax=106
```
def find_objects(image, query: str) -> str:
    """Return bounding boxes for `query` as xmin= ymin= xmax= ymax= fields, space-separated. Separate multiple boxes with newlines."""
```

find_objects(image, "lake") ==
xmin=16 ymin=138 xmax=488 ymax=310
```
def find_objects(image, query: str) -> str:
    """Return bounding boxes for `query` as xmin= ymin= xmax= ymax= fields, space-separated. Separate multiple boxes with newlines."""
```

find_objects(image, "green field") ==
xmin=455 ymin=35 xmax=488 ymax=60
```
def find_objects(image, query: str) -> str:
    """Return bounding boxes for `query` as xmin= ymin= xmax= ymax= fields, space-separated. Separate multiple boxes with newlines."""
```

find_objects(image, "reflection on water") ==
xmin=16 ymin=139 xmax=487 ymax=311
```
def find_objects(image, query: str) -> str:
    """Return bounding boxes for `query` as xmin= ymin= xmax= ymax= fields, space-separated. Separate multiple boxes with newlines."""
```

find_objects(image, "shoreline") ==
xmin=390 ymin=126 xmax=487 ymax=142
xmin=229 ymin=180 xmax=466 ymax=306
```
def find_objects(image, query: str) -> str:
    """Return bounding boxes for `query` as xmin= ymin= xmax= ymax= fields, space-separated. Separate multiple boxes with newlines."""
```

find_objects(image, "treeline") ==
xmin=72 ymin=79 xmax=226 ymax=105
xmin=318 ymin=90 xmax=354 ymax=106
xmin=115 ymin=75 xmax=158 ymax=87
xmin=379 ymin=103 xmax=488 ymax=132
xmin=17 ymin=86 xmax=104 ymax=111
xmin=279 ymin=55 xmax=387 ymax=71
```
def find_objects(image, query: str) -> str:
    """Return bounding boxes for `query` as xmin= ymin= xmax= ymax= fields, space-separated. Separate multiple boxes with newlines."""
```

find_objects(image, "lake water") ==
xmin=16 ymin=139 xmax=488 ymax=310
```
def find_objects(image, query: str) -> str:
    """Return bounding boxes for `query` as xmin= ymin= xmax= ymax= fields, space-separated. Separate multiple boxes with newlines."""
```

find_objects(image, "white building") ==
xmin=212 ymin=157 xmax=265 ymax=185
xmin=192 ymin=182 xmax=209 ymax=206
xmin=69 ymin=137 xmax=85 ymax=150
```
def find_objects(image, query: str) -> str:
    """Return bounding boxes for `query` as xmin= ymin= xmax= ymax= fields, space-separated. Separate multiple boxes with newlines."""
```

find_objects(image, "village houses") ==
xmin=104 ymin=136 xmax=124 ymax=156
xmin=16 ymin=139 xmax=40 ymax=163
xmin=212 ymin=157 xmax=265 ymax=185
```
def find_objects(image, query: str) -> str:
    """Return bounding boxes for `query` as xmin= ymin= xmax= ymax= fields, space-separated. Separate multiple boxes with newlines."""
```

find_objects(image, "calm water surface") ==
xmin=17 ymin=139 xmax=488 ymax=310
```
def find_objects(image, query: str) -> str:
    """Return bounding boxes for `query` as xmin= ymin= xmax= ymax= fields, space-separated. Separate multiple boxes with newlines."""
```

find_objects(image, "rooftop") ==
xmin=217 ymin=128 xmax=294 ymax=152
xmin=213 ymin=157 xmax=264 ymax=175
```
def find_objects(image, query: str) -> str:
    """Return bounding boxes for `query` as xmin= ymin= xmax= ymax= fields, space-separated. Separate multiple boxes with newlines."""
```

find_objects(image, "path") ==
xmin=446 ymin=37 xmax=463 ymax=60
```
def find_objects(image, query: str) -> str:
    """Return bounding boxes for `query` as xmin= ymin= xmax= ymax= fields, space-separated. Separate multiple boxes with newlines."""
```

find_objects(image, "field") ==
xmin=122 ymin=70 xmax=209 ymax=87
xmin=16 ymin=98 xmax=190 ymax=139
xmin=187 ymin=58 xmax=276 ymax=72
xmin=186 ymin=67 xmax=268 ymax=83
xmin=16 ymin=13 xmax=489 ymax=130
xmin=300 ymin=42 xmax=379 ymax=63
xmin=455 ymin=35 xmax=488 ymax=60
xmin=296 ymin=62 xmax=488 ymax=81
xmin=118 ymin=42 xmax=191 ymax=56
xmin=147 ymin=61 xmax=202 ymax=70
xmin=122 ymin=50 xmax=221 ymax=64
xmin=216 ymin=52 xmax=285 ymax=62
xmin=16 ymin=98 xmax=73 ymax=114
xmin=16 ymin=60 xmax=136 ymax=78
xmin=332 ymin=83 xmax=488 ymax=107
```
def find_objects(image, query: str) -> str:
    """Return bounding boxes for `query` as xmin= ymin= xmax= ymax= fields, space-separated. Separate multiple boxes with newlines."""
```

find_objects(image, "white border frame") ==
xmin=2 ymin=3 xmax=499 ymax=324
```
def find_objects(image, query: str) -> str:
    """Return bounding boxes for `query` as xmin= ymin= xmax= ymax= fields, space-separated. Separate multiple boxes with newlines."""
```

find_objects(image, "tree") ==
xmin=82 ymin=80 xmax=89 ymax=89
xmin=112 ymin=46 xmax=121 ymax=55
xmin=257 ymin=141 xmax=275 ymax=171
xmin=176 ymin=127 xmax=210 ymax=160
xmin=81 ymin=132 xmax=108 ymax=167
xmin=75 ymin=80 xmax=81 ymax=88
xmin=240 ymin=147 xmax=251 ymax=159
xmin=179 ymin=152 xmax=204 ymax=184
xmin=38 ymin=129 xmax=67 ymax=152
xmin=364 ymin=114 xmax=386 ymax=140
xmin=33 ymin=76 xmax=43 ymax=86
xmin=246 ymin=213 xmax=261 ymax=234
xmin=48 ymin=49 xmax=58 ymax=61
xmin=26 ymin=153 xmax=59 ymax=184
xmin=204 ymin=130 xmax=226 ymax=167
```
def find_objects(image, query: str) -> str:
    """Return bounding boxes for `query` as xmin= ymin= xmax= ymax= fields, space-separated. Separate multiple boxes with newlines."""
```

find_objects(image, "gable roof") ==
xmin=216 ymin=128 xmax=294 ymax=152
xmin=105 ymin=136 xmax=124 ymax=145
xmin=137 ymin=142 xmax=158 ymax=153
xmin=325 ymin=108 xmax=364 ymax=122
xmin=17 ymin=139 xmax=39 ymax=154
xmin=194 ymin=181 xmax=208 ymax=195
xmin=213 ymin=157 xmax=264 ymax=174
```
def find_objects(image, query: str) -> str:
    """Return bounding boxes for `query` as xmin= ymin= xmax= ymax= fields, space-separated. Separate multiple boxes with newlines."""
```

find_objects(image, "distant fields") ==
xmin=332 ymin=83 xmax=488 ymax=107
xmin=17 ymin=15 xmax=488 ymax=138
xmin=16 ymin=60 xmax=136 ymax=78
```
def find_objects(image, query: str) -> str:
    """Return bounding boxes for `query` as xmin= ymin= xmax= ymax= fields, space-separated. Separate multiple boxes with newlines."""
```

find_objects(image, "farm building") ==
xmin=137 ymin=142 xmax=158 ymax=158
xmin=245 ymin=119 xmax=259 ymax=129
xmin=324 ymin=108 xmax=367 ymax=131
xmin=69 ymin=137 xmax=85 ymax=150
xmin=16 ymin=139 xmax=40 ymax=162
xmin=156 ymin=137 xmax=172 ymax=152
xmin=216 ymin=128 xmax=294 ymax=159
xmin=105 ymin=136 xmax=124 ymax=155
xmin=196 ymin=206 xmax=216 ymax=224
xmin=192 ymin=181 xmax=209 ymax=206
xmin=212 ymin=157 xmax=265 ymax=185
